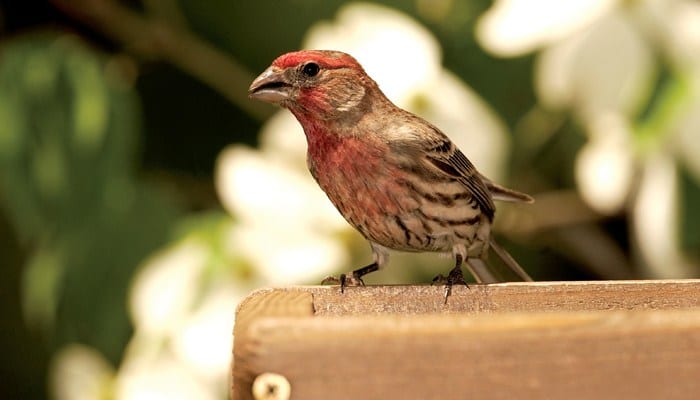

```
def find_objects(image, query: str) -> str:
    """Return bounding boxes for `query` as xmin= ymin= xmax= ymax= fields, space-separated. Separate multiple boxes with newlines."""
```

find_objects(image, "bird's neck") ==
xmin=291 ymin=109 xmax=346 ymax=160
xmin=288 ymin=84 xmax=394 ymax=159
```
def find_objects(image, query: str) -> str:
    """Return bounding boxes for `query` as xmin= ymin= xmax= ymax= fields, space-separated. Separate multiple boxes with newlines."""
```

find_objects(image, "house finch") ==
xmin=249 ymin=50 xmax=533 ymax=299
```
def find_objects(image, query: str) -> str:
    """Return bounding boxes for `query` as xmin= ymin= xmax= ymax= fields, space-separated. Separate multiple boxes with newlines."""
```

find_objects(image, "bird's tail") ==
xmin=489 ymin=238 xmax=533 ymax=282
xmin=464 ymin=258 xmax=499 ymax=284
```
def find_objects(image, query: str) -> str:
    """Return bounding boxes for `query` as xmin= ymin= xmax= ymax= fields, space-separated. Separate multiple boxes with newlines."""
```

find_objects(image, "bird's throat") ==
xmin=295 ymin=114 xmax=345 ymax=163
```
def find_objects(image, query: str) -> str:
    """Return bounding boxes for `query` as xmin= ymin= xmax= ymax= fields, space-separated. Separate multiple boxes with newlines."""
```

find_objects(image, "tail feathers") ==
xmin=463 ymin=258 xmax=499 ymax=284
xmin=480 ymin=174 xmax=534 ymax=203
xmin=489 ymin=238 xmax=533 ymax=282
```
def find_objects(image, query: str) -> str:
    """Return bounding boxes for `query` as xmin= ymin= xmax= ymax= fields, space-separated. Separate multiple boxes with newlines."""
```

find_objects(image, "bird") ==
xmin=249 ymin=50 xmax=533 ymax=299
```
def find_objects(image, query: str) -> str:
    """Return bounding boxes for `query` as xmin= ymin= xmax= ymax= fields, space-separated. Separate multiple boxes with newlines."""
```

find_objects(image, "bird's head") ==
xmin=249 ymin=50 xmax=380 ymax=120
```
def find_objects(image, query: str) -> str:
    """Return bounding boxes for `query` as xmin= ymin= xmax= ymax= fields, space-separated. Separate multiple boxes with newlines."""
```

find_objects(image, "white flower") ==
xmin=215 ymin=145 xmax=350 ymax=284
xmin=574 ymin=114 xmax=634 ymax=215
xmin=535 ymin=12 xmax=655 ymax=121
xmin=170 ymin=283 xmax=239 ymax=381
xmin=50 ymin=345 xmax=114 ymax=400
xmin=633 ymin=153 xmax=696 ymax=278
xmin=476 ymin=0 xmax=700 ymax=277
xmin=116 ymin=350 xmax=217 ymax=400
xmin=130 ymin=239 xmax=208 ymax=336
xmin=639 ymin=0 xmax=700 ymax=69
xmin=476 ymin=0 xmax=617 ymax=57
xmin=215 ymin=145 xmax=345 ymax=233
xmin=119 ymin=229 xmax=250 ymax=400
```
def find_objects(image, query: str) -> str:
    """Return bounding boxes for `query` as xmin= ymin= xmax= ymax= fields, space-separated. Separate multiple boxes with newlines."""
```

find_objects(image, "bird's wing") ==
xmin=422 ymin=138 xmax=496 ymax=220
xmin=384 ymin=113 xmax=526 ymax=220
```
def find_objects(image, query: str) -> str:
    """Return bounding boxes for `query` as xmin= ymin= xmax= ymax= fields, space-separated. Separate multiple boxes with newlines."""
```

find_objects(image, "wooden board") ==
xmin=232 ymin=281 xmax=700 ymax=400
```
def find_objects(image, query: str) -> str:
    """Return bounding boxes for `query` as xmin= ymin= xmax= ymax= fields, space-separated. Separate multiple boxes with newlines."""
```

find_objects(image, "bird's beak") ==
xmin=249 ymin=66 xmax=290 ymax=103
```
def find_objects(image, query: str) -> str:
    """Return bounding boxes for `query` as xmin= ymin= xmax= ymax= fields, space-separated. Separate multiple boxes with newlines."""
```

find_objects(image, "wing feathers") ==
xmin=388 ymin=115 xmax=532 ymax=219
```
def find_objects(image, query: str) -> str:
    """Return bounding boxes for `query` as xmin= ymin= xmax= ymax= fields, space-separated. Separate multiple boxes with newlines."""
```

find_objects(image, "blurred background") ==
xmin=1 ymin=0 xmax=699 ymax=398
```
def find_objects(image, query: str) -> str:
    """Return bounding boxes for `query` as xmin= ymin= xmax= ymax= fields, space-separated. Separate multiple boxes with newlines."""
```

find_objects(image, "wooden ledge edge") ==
xmin=238 ymin=279 xmax=700 ymax=320
xmin=231 ymin=281 xmax=700 ymax=400
xmin=234 ymin=287 xmax=315 ymax=340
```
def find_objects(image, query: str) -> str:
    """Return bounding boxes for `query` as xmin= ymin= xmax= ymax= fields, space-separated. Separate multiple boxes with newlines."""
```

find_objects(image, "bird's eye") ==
xmin=302 ymin=62 xmax=320 ymax=77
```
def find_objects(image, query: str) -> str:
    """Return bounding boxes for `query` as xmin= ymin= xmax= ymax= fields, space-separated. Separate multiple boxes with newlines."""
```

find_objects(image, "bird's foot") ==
xmin=431 ymin=274 xmax=448 ymax=285
xmin=432 ymin=266 xmax=469 ymax=304
xmin=321 ymin=272 xmax=365 ymax=293
xmin=322 ymin=262 xmax=377 ymax=293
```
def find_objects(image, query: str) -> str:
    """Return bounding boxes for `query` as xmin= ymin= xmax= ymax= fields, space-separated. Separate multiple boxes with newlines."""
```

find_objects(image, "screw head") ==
xmin=252 ymin=372 xmax=291 ymax=400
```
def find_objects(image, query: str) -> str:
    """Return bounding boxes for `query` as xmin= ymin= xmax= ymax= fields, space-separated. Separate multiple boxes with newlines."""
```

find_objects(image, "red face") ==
xmin=248 ymin=50 xmax=362 ymax=105
xmin=270 ymin=50 xmax=361 ymax=71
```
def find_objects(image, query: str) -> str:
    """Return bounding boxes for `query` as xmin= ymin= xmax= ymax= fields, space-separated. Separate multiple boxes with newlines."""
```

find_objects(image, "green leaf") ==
xmin=680 ymin=166 xmax=700 ymax=257
xmin=0 ymin=33 xmax=183 ymax=363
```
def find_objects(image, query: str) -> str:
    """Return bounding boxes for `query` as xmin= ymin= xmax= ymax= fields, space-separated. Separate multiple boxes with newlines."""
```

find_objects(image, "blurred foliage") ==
xmin=681 ymin=166 xmax=700 ymax=254
xmin=0 ymin=32 xmax=183 ymax=397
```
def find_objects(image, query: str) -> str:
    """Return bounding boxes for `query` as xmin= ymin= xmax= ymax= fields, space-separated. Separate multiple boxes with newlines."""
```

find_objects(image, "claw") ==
xmin=340 ymin=274 xmax=347 ymax=293
xmin=321 ymin=272 xmax=365 ymax=293
xmin=321 ymin=275 xmax=341 ymax=285
xmin=435 ymin=264 xmax=470 ymax=304
xmin=444 ymin=285 xmax=452 ymax=304
xmin=432 ymin=274 xmax=447 ymax=285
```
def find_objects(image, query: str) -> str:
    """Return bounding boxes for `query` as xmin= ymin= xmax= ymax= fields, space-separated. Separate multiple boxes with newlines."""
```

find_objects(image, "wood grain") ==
xmin=231 ymin=281 xmax=700 ymax=400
